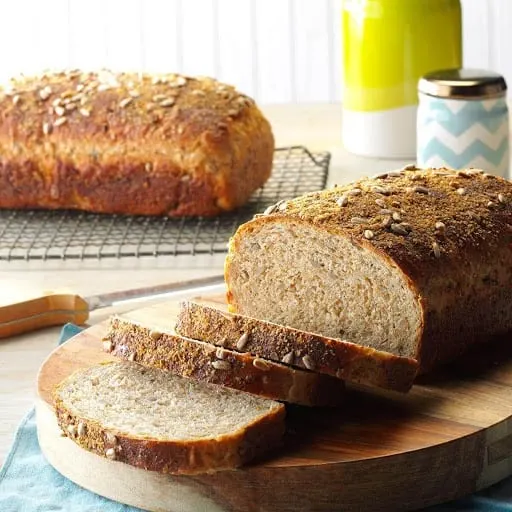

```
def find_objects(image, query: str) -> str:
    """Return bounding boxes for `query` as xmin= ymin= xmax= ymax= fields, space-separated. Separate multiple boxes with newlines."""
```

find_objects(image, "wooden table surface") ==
xmin=0 ymin=102 xmax=465 ymax=466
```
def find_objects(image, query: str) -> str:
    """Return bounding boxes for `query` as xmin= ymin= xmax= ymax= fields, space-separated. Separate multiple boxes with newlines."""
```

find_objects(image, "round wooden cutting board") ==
xmin=36 ymin=297 xmax=512 ymax=512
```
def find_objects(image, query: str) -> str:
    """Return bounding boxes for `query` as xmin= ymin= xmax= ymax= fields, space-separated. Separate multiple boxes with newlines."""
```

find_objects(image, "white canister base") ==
xmin=342 ymin=105 xmax=417 ymax=159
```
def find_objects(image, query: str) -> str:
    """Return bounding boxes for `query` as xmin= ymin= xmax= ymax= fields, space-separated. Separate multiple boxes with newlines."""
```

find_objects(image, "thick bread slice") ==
xmin=176 ymin=301 xmax=418 ymax=392
xmin=224 ymin=168 xmax=512 ymax=373
xmin=54 ymin=361 xmax=285 ymax=475
xmin=105 ymin=315 xmax=345 ymax=407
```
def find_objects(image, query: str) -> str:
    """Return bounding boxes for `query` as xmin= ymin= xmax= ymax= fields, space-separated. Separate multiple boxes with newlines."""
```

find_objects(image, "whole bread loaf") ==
xmin=0 ymin=69 xmax=274 ymax=216
xmin=54 ymin=361 xmax=285 ymax=474
xmin=225 ymin=167 xmax=512 ymax=372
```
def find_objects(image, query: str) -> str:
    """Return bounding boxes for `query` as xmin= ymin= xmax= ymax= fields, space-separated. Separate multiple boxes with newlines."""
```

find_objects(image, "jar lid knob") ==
xmin=419 ymin=68 xmax=507 ymax=99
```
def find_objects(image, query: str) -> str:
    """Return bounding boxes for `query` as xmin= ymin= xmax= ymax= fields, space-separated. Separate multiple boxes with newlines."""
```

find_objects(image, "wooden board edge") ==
xmin=35 ymin=399 xmax=226 ymax=512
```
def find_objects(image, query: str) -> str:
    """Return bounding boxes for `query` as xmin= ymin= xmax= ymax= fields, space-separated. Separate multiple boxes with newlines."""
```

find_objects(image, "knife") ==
xmin=0 ymin=274 xmax=225 ymax=339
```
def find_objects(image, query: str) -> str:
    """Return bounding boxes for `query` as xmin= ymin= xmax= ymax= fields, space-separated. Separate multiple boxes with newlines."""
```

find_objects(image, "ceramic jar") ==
xmin=417 ymin=68 xmax=509 ymax=178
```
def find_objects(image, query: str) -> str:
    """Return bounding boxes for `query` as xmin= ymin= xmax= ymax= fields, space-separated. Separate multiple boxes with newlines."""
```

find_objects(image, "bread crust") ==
xmin=0 ymin=70 xmax=274 ymax=216
xmin=176 ymin=301 xmax=418 ymax=392
xmin=54 ymin=362 xmax=285 ymax=475
xmin=106 ymin=316 xmax=345 ymax=406
xmin=225 ymin=168 xmax=512 ymax=372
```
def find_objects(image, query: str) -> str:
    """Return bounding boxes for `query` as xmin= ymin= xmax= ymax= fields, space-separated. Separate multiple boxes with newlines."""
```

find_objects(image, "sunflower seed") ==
xmin=387 ymin=170 xmax=403 ymax=177
xmin=350 ymin=216 xmax=368 ymax=224
xmin=390 ymin=223 xmax=410 ymax=236
xmin=212 ymin=360 xmax=231 ymax=371
xmin=381 ymin=216 xmax=392 ymax=228
xmin=236 ymin=332 xmax=249 ymax=350
xmin=67 ymin=424 xmax=77 ymax=437
xmin=372 ymin=186 xmax=390 ymax=195
xmin=42 ymin=122 xmax=52 ymax=135
xmin=432 ymin=170 xmax=453 ymax=176
xmin=364 ymin=229 xmax=374 ymax=240
xmin=379 ymin=209 xmax=393 ymax=215
xmin=119 ymin=97 xmax=133 ymax=108
xmin=105 ymin=432 xmax=118 ymax=445
xmin=498 ymin=193 xmax=506 ymax=204
xmin=105 ymin=448 xmax=116 ymax=460
xmin=215 ymin=347 xmax=227 ymax=360
xmin=302 ymin=355 xmax=316 ymax=370
xmin=129 ymin=90 xmax=140 ymax=98
xmin=392 ymin=211 xmax=401 ymax=221
xmin=372 ymin=172 xmax=388 ymax=179
xmin=456 ymin=188 xmax=466 ymax=195
xmin=54 ymin=105 xmax=66 ymax=117
xmin=77 ymin=422 xmax=86 ymax=437
xmin=253 ymin=358 xmax=270 ymax=371
xmin=409 ymin=174 xmax=422 ymax=182
xmin=347 ymin=188 xmax=362 ymax=196
xmin=79 ymin=107 xmax=91 ymax=117
xmin=102 ymin=340 xmax=112 ymax=352
xmin=375 ymin=198 xmax=387 ymax=208
xmin=160 ymin=98 xmax=175 ymax=107
xmin=12 ymin=94 xmax=20 ymax=105
xmin=282 ymin=351 xmax=294 ymax=364
xmin=402 ymin=164 xmax=417 ymax=170
xmin=336 ymin=195 xmax=349 ymax=207
xmin=412 ymin=186 xmax=429 ymax=194
xmin=435 ymin=221 xmax=446 ymax=234
xmin=39 ymin=86 xmax=52 ymax=101
xmin=432 ymin=241 xmax=441 ymax=259
xmin=263 ymin=204 xmax=278 ymax=215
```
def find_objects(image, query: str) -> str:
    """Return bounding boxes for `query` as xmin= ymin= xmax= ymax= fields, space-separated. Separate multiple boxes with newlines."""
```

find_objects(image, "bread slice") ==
xmin=224 ymin=168 xmax=512 ymax=372
xmin=176 ymin=301 xmax=418 ymax=392
xmin=54 ymin=361 xmax=285 ymax=475
xmin=105 ymin=315 xmax=345 ymax=407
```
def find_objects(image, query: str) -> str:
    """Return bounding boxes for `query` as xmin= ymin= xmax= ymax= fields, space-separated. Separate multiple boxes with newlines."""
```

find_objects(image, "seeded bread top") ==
xmin=0 ymin=69 xmax=258 ymax=148
xmin=256 ymin=168 xmax=512 ymax=277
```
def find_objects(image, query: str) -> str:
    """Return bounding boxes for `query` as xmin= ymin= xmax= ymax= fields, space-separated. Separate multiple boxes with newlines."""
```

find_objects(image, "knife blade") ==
xmin=0 ymin=274 xmax=225 ymax=339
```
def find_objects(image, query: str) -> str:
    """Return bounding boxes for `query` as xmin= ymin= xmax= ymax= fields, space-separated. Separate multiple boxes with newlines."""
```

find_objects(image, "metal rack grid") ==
xmin=0 ymin=146 xmax=330 ymax=261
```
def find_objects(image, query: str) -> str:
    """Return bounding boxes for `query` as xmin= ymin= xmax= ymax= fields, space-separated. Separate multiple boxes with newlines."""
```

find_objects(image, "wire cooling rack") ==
xmin=0 ymin=146 xmax=329 ymax=261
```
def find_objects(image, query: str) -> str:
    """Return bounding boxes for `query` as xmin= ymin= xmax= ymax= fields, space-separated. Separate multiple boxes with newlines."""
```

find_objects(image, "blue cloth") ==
xmin=0 ymin=324 xmax=511 ymax=511
xmin=0 ymin=324 xmax=143 ymax=512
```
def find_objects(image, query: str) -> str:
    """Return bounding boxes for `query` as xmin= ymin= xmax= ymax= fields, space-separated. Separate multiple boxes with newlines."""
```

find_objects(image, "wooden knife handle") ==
xmin=0 ymin=294 xmax=89 ymax=339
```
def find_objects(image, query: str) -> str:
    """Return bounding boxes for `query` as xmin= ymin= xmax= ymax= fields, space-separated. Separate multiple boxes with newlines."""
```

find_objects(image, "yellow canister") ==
xmin=342 ymin=0 xmax=462 ymax=158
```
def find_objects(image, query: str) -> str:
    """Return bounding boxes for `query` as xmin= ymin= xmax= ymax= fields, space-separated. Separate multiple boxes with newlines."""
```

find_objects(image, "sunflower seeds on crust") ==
xmin=253 ymin=358 xmax=270 ymax=371
xmin=302 ymin=355 xmax=316 ymax=370
xmin=236 ymin=332 xmax=249 ymax=350
xmin=212 ymin=360 xmax=231 ymax=371
xmin=281 ymin=351 xmax=294 ymax=364
xmin=390 ymin=223 xmax=410 ymax=236
xmin=432 ymin=241 xmax=441 ymax=259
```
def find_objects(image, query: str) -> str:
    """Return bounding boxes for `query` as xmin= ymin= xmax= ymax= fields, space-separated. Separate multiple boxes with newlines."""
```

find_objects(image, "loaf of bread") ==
xmin=0 ymin=69 xmax=274 ymax=216
xmin=225 ymin=167 xmax=512 ymax=373
xmin=105 ymin=315 xmax=345 ymax=406
xmin=176 ymin=300 xmax=418 ymax=392
xmin=54 ymin=361 xmax=285 ymax=474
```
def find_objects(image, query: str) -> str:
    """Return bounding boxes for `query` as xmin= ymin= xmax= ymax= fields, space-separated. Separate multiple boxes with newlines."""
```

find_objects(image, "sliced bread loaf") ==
xmin=175 ymin=300 xmax=418 ymax=392
xmin=54 ymin=361 xmax=285 ymax=475
xmin=224 ymin=168 xmax=512 ymax=372
xmin=105 ymin=315 xmax=345 ymax=406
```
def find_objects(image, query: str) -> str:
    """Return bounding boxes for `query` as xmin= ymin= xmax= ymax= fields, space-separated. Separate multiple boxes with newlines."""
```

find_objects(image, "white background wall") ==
xmin=0 ymin=0 xmax=508 ymax=104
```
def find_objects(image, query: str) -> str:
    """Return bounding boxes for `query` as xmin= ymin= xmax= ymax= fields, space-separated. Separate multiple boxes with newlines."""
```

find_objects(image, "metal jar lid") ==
xmin=418 ymin=68 xmax=507 ymax=100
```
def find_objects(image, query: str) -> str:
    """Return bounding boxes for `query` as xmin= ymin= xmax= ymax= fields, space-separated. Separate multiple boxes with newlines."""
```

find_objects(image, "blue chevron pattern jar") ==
xmin=417 ymin=69 xmax=509 ymax=178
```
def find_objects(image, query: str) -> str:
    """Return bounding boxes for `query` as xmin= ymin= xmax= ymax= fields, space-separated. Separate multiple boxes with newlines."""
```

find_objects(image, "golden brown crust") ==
xmin=0 ymin=69 xmax=274 ymax=216
xmin=225 ymin=168 xmax=512 ymax=372
xmin=54 ymin=392 xmax=285 ymax=475
xmin=176 ymin=301 xmax=418 ymax=392
xmin=106 ymin=316 xmax=345 ymax=406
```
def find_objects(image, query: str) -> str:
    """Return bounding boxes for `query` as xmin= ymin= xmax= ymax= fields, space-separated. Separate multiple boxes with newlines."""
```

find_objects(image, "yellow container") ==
xmin=342 ymin=0 xmax=462 ymax=158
